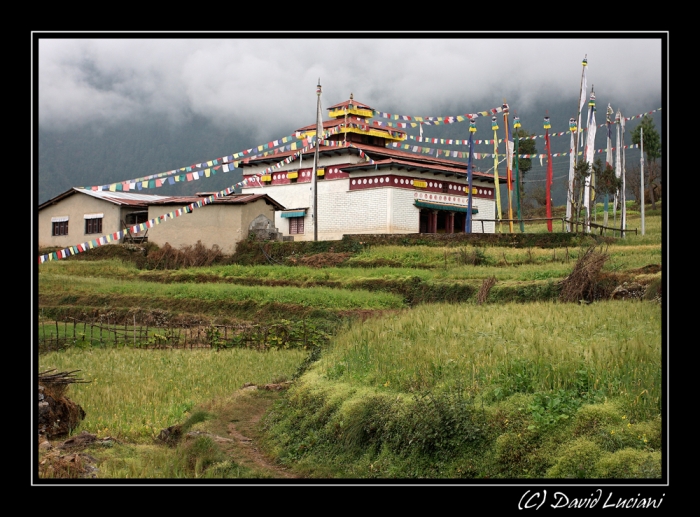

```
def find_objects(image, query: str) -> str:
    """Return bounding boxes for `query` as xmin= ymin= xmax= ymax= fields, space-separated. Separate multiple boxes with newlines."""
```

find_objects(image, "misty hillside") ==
xmin=37 ymin=98 xmax=662 ymax=208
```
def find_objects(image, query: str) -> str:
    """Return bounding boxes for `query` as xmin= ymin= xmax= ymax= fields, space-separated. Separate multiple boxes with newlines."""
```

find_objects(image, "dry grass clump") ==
xmin=558 ymin=246 xmax=609 ymax=303
xmin=476 ymin=276 xmax=496 ymax=304
xmin=292 ymin=252 xmax=353 ymax=268
xmin=146 ymin=241 xmax=224 ymax=269
xmin=39 ymin=450 xmax=99 ymax=479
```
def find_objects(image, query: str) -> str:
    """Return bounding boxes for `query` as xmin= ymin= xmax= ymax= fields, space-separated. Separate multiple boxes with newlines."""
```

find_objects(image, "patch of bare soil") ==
xmin=628 ymin=264 xmax=662 ymax=275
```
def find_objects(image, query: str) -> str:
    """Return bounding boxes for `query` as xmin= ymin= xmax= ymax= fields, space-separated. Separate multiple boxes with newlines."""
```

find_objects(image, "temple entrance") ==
xmin=420 ymin=209 xmax=465 ymax=234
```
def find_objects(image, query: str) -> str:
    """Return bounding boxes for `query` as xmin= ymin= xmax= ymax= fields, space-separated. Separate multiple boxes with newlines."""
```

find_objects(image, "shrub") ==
xmin=573 ymin=401 xmax=623 ymax=437
xmin=546 ymin=438 xmax=603 ymax=478
xmin=143 ymin=241 xmax=226 ymax=269
xmin=595 ymin=449 xmax=662 ymax=478
xmin=559 ymin=245 xmax=609 ymax=303
xmin=642 ymin=277 xmax=663 ymax=301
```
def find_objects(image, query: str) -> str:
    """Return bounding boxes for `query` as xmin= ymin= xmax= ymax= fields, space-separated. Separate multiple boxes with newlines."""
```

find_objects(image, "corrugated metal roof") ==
xmin=38 ymin=187 xmax=172 ymax=210
xmin=75 ymin=188 xmax=172 ymax=206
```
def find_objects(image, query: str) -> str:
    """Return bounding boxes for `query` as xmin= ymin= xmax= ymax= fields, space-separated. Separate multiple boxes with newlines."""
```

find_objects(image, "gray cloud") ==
xmin=38 ymin=36 xmax=664 ymax=138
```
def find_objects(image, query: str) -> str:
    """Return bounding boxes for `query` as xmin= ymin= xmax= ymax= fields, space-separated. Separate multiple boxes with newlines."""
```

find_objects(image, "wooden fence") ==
xmin=37 ymin=317 xmax=320 ymax=353
xmin=474 ymin=217 xmax=636 ymax=237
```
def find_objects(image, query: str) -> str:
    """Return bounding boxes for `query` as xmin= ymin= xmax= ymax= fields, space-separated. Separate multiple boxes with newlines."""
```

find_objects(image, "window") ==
xmin=289 ymin=217 xmax=304 ymax=235
xmin=85 ymin=217 xmax=102 ymax=234
xmin=51 ymin=216 xmax=69 ymax=236
xmin=84 ymin=213 xmax=104 ymax=234
xmin=52 ymin=221 xmax=68 ymax=236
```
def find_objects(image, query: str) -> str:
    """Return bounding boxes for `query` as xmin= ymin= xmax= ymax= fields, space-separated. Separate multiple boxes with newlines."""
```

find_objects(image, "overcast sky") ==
xmin=37 ymin=34 xmax=665 ymax=141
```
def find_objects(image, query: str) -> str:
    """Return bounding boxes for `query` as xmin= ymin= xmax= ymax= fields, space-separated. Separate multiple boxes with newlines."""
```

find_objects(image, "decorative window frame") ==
xmin=51 ymin=216 xmax=69 ymax=236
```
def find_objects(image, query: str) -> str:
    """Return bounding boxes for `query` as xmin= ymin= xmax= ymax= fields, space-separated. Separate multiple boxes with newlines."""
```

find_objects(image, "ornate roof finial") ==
xmin=350 ymin=92 xmax=353 ymax=100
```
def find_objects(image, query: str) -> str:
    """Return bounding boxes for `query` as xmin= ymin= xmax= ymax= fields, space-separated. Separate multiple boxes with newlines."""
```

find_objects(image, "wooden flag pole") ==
xmin=491 ymin=116 xmax=502 ymax=233
xmin=503 ymin=101 xmax=514 ymax=233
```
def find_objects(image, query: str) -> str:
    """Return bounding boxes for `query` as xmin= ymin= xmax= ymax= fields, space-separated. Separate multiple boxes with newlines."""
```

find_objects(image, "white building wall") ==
xmin=322 ymin=188 xmax=388 ymax=239
xmin=242 ymin=154 xmax=498 ymax=239
xmin=390 ymin=188 xmax=420 ymax=232
xmin=470 ymin=196 xmax=496 ymax=234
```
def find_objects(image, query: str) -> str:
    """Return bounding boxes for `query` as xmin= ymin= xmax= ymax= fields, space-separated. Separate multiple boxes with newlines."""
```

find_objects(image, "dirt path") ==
xmin=38 ymin=385 xmax=302 ymax=480
xmin=223 ymin=387 xmax=299 ymax=479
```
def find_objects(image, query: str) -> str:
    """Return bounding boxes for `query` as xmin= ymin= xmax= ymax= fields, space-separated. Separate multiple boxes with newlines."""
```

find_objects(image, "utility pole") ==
xmin=312 ymin=79 xmax=322 ymax=241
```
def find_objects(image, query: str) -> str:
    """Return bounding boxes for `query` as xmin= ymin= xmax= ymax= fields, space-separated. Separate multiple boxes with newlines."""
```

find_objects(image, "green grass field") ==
xmin=36 ymin=202 xmax=664 ymax=479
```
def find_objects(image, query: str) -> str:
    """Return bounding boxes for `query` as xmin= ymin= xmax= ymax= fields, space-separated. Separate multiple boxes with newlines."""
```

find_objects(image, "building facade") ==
xmin=38 ymin=188 xmax=166 ymax=249
xmin=239 ymin=96 xmax=497 ymax=241
xmin=146 ymin=193 xmax=285 ymax=254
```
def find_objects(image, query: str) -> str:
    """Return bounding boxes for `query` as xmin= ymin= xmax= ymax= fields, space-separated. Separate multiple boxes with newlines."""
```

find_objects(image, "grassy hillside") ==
xmin=36 ymin=203 xmax=663 ymax=479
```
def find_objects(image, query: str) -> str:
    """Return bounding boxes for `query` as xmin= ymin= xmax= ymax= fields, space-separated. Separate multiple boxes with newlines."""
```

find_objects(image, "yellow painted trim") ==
xmin=317 ymin=168 xmax=325 ymax=176
xmin=287 ymin=172 xmax=298 ymax=179
xmin=261 ymin=175 xmax=272 ymax=182
xmin=414 ymin=180 xmax=427 ymax=188
xmin=342 ymin=127 xmax=405 ymax=142
xmin=329 ymin=108 xmax=374 ymax=118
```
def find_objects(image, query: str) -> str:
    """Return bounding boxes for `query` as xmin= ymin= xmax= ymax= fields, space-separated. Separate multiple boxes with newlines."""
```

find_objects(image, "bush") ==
xmin=546 ymin=438 xmax=603 ymax=478
xmin=596 ymin=449 xmax=662 ymax=478
xmin=559 ymin=245 xmax=609 ymax=303
xmin=573 ymin=401 xmax=623 ymax=437
xmin=143 ymin=241 xmax=226 ymax=269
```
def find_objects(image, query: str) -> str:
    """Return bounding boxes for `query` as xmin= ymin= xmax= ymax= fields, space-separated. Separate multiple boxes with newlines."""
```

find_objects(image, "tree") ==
xmin=627 ymin=161 xmax=661 ymax=208
xmin=631 ymin=115 xmax=661 ymax=210
xmin=592 ymin=157 xmax=622 ymax=226
xmin=593 ymin=157 xmax=622 ymax=198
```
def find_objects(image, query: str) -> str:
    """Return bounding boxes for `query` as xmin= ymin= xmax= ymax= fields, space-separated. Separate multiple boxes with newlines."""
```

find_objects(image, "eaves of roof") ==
xmin=342 ymin=158 xmax=493 ymax=182
xmin=326 ymin=99 xmax=374 ymax=111
xmin=147 ymin=193 xmax=286 ymax=211
xmin=38 ymin=187 xmax=171 ymax=210
xmin=239 ymin=143 xmax=354 ymax=165
xmin=238 ymin=137 xmax=492 ymax=178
